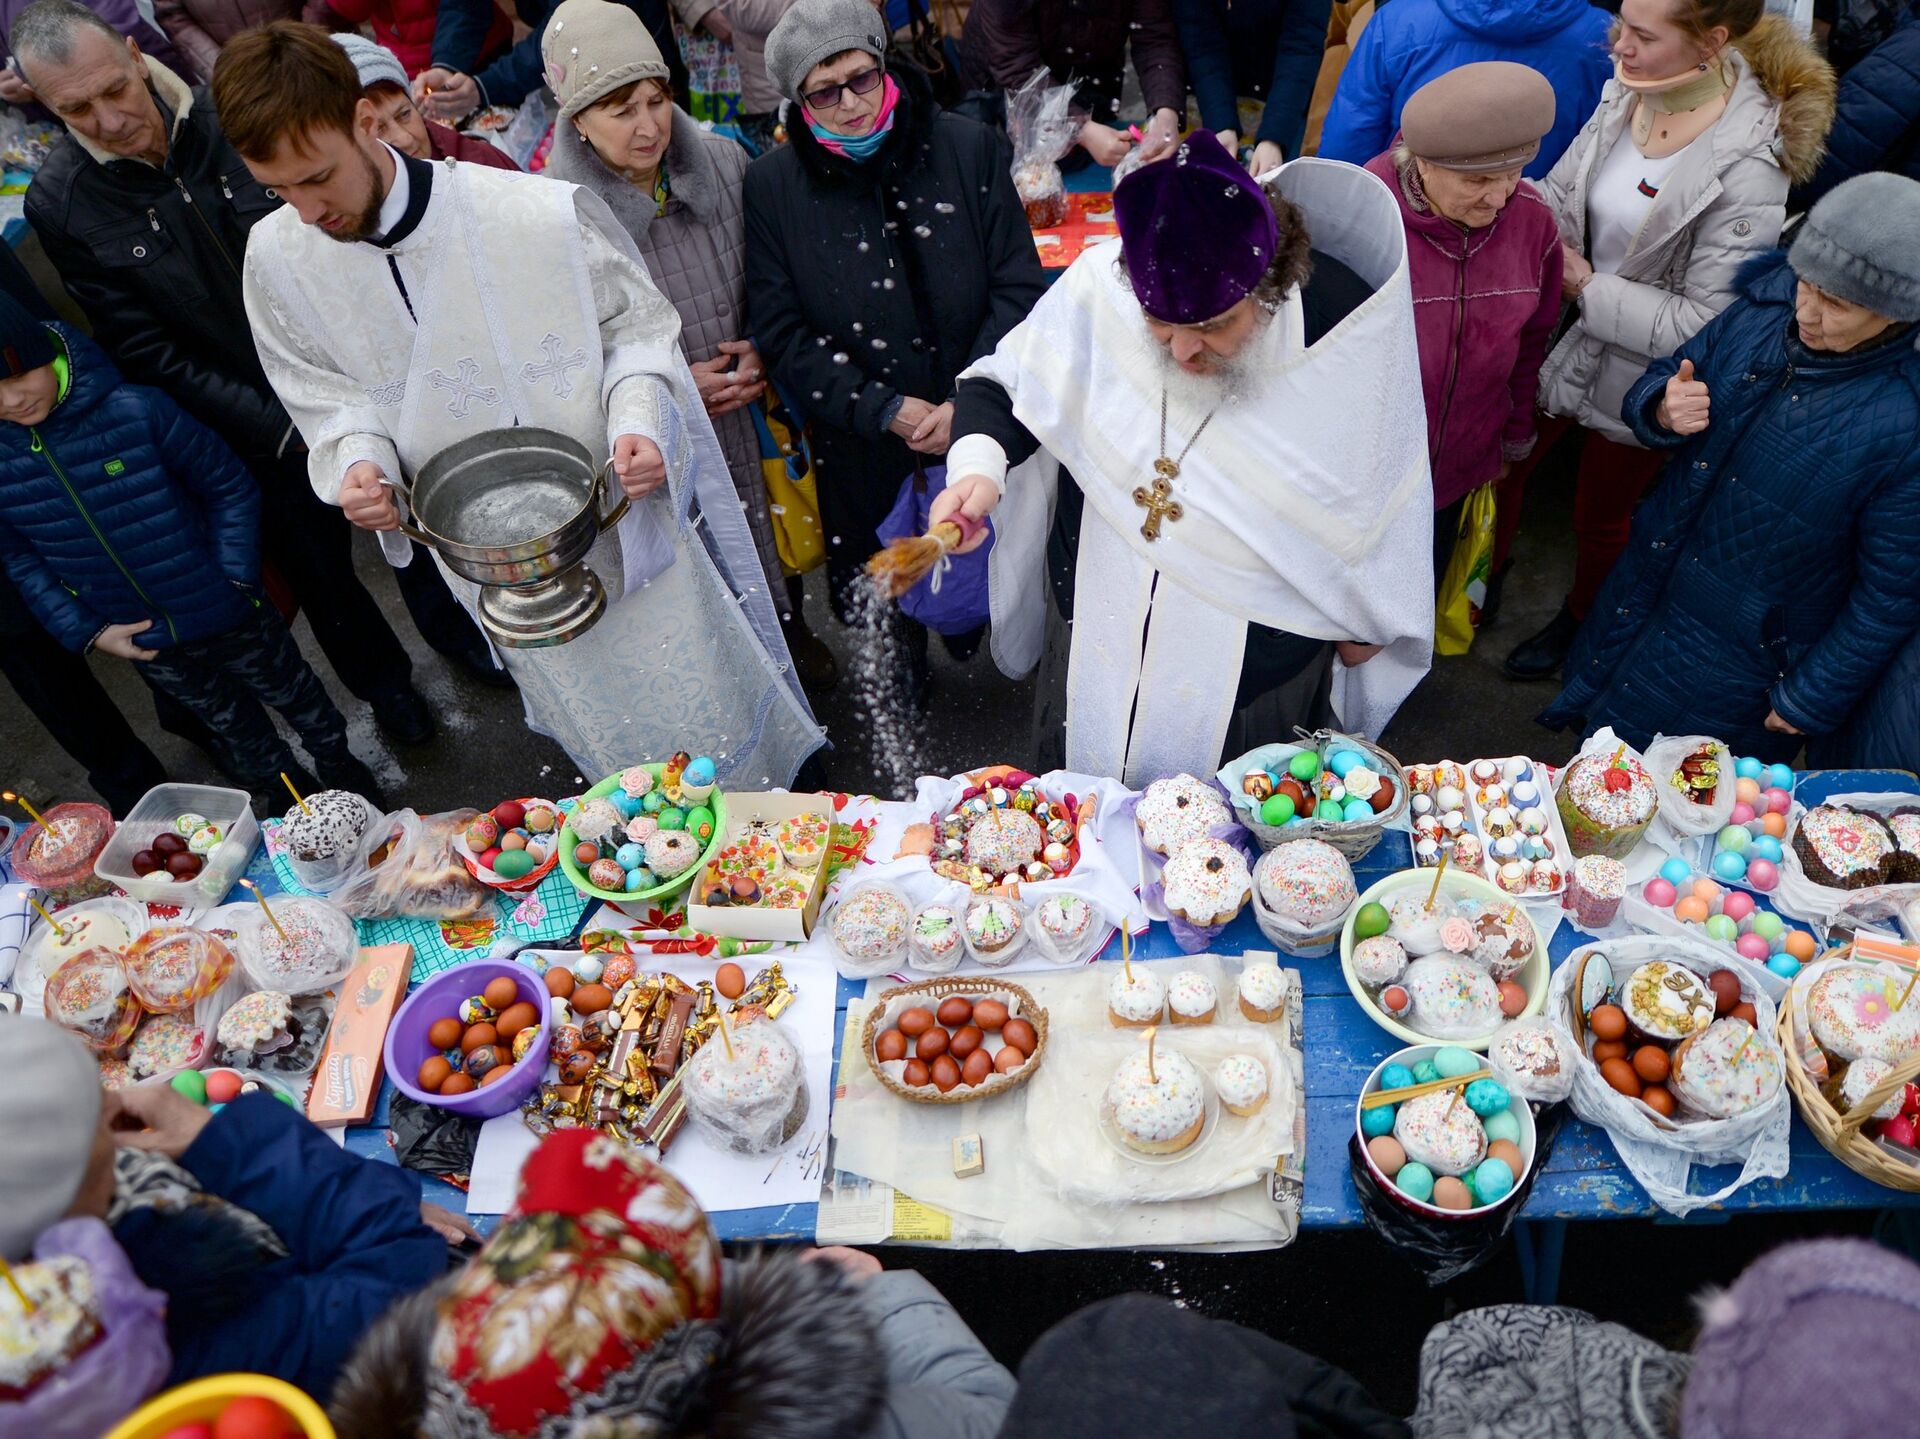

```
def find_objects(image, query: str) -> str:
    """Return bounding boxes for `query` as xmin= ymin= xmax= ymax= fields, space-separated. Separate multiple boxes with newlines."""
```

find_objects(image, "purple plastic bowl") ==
xmin=384 ymin=959 xmax=551 ymax=1120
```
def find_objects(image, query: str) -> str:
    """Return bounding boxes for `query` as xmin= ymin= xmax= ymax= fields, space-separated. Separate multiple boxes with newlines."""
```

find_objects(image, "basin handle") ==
xmin=375 ymin=475 xmax=448 ymax=553
xmin=596 ymin=460 xmax=631 ymax=533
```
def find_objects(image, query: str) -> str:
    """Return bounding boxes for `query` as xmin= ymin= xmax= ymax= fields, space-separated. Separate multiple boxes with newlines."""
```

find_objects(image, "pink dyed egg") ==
xmin=1729 ymin=801 xmax=1756 ymax=825
xmin=1764 ymin=787 xmax=1792 ymax=815
xmin=1721 ymin=891 xmax=1756 ymax=923
xmin=1746 ymin=858 xmax=1780 ymax=891
xmin=1643 ymin=877 xmax=1678 ymax=908
xmin=1736 ymin=932 xmax=1771 ymax=962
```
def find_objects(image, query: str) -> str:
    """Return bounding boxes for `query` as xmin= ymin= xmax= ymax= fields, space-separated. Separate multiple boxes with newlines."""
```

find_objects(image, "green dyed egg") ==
xmin=492 ymin=848 xmax=536 ymax=880
xmin=1394 ymin=1161 xmax=1435 ymax=1203
xmin=1287 ymin=750 xmax=1321 ymax=782
xmin=685 ymin=805 xmax=716 ymax=843
xmin=1483 ymin=1109 xmax=1522 ymax=1145
xmin=1314 ymin=799 xmax=1345 ymax=820
xmin=1412 ymin=1060 xmax=1441 ymax=1085
xmin=1259 ymin=793 xmax=1297 ymax=826
xmin=1353 ymin=901 xmax=1391 ymax=939
xmin=1433 ymin=1046 xmax=1479 ymax=1079
xmin=656 ymin=807 xmax=688 ymax=831
xmin=170 ymin=1068 xmax=208 ymax=1105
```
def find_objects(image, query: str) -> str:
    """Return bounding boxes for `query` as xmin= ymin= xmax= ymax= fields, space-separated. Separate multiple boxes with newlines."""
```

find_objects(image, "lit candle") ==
xmin=239 ymin=878 xmax=290 ymax=945
xmin=21 ymin=891 xmax=67 ymax=943
xmin=1 ymin=791 xmax=46 ymax=828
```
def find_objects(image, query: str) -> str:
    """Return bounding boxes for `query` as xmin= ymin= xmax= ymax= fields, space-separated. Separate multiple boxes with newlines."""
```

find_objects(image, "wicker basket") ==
xmin=1778 ymin=943 xmax=1920 ymax=1192
xmin=1229 ymin=728 xmax=1408 ymax=861
xmin=860 ymin=976 xmax=1049 ymax=1104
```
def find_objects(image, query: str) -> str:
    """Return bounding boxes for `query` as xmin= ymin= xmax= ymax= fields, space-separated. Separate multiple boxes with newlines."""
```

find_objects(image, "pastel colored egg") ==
xmin=1472 ymin=1156 xmax=1515 ymax=1203
xmin=1760 ymin=812 xmax=1788 ymax=838
xmin=610 ymin=790 xmax=643 ymax=820
xmin=1764 ymin=786 xmax=1793 ymax=815
xmin=1329 ymin=749 xmax=1364 ymax=777
xmin=1434 ymin=1047 xmax=1479 ymax=1079
xmin=1380 ymin=1063 xmax=1416 ymax=1092
xmin=492 ymin=848 xmax=536 ymax=880
xmin=1690 ymin=878 xmax=1722 ymax=903
xmin=1765 ymin=762 xmax=1795 ymax=792
xmin=1413 ymin=1060 xmax=1441 ymax=1085
xmin=1768 ymin=953 xmax=1803 ymax=979
xmin=624 ymin=868 xmax=653 ymax=893
xmin=1394 ymin=1161 xmax=1435 ymax=1203
xmin=1361 ymin=1103 xmax=1396 ymax=1137
xmin=1734 ymin=776 xmax=1762 ymax=805
xmin=1736 ymin=933 xmax=1772 ymax=962
xmin=1712 ymin=850 xmax=1749 ymax=882
xmin=1717 ymin=824 xmax=1751 ymax=853
xmin=1749 ymin=911 xmax=1786 ymax=942
xmin=1729 ymin=801 xmax=1757 ymax=825
xmin=1735 ymin=756 xmax=1764 ymax=780
xmin=574 ymin=955 xmax=605 ymax=984
xmin=1705 ymin=913 xmax=1738 ymax=942
xmin=1288 ymin=750 xmax=1321 ymax=782
xmin=1783 ymin=930 xmax=1817 ymax=962
xmin=1745 ymin=858 xmax=1779 ymax=891
xmin=1674 ymin=896 xmax=1711 ymax=924
xmin=1341 ymin=797 xmax=1373 ymax=822
xmin=1749 ymin=835 xmax=1784 ymax=863
xmin=1465 ymin=1078 xmax=1510 ymax=1115
xmin=1642 ymin=877 xmax=1679 ymax=908
xmin=685 ymin=756 xmax=717 ymax=786
xmin=1315 ymin=800 xmax=1346 ymax=820
xmin=615 ymin=842 xmax=645 ymax=870
xmin=1483 ymin=1109 xmax=1522 ymax=1145
xmin=1260 ymin=793 xmax=1297 ymax=826
xmin=1721 ymin=891 xmax=1756 ymax=923
xmin=640 ymin=791 xmax=666 ymax=814
xmin=685 ymin=805 xmax=716 ymax=843
xmin=1659 ymin=857 xmax=1694 ymax=886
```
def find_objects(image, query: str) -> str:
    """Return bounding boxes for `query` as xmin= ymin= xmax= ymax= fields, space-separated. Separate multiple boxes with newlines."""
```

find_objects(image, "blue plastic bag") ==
xmin=874 ymin=462 xmax=993 ymax=636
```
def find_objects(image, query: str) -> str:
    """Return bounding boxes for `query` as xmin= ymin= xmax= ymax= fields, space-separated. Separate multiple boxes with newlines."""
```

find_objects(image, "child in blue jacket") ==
xmin=0 ymin=292 xmax=381 ymax=808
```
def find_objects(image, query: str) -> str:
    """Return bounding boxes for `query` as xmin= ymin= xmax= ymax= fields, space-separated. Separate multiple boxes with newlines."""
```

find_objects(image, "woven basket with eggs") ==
xmin=861 ymin=977 xmax=1049 ymax=1104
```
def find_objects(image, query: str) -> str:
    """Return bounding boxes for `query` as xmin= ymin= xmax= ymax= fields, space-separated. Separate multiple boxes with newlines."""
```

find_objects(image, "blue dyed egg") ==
xmin=1433 ymin=1047 xmax=1478 ymax=1079
xmin=1483 ymin=1109 xmax=1521 ymax=1145
xmin=1465 ymin=1078 xmax=1510 ymax=1116
xmin=615 ymin=842 xmax=645 ymax=870
xmin=1749 ymin=835 xmax=1784 ymax=864
xmin=1472 ymin=1156 xmax=1515 ymax=1203
xmin=686 ymin=755 xmax=716 ymax=786
xmin=1711 ymin=849 xmax=1749 ymax=881
xmin=624 ymin=868 xmax=653 ymax=893
xmin=1765 ymin=762 xmax=1795 ymax=792
xmin=1413 ymin=1060 xmax=1441 ymax=1085
xmin=1361 ymin=1104 xmax=1396 ymax=1137
xmin=611 ymin=791 xmax=643 ymax=820
xmin=1328 ymin=750 xmax=1365 ymax=778
xmin=1768 ymin=953 xmax=1803 ymax=979
xmin=1659 ymin=857 xmax=1694 ymax=886
xmin=1342 ymin=797 xmax=1373 ymax=822
xmin=1735 ymin=756 xmax=1765 ymax=780
xmin=1380 ymin=1063 xmax=1416 ymax=1092
xmin=1395 ymin=1161 xmax=1435 ymax=1203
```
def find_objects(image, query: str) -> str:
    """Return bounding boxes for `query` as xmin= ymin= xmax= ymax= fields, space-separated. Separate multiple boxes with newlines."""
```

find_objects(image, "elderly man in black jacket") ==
xmin=14 ymin=0 xmax=503 ymax=761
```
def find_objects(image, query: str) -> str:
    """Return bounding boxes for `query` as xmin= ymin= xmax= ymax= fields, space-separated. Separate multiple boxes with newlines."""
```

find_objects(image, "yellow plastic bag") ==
xmin=1435 ymin=481 xmax=1496 ymax=656
xmin=752 ymin=396 xmax=824 ymax=577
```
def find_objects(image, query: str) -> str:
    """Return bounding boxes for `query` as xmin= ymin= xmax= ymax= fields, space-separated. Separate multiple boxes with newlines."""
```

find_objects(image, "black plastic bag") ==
xmin=390 ymin=1091 xmax=482 ymax=1177
xmin=1347 ymin=1103 xmax=1566 ymax=1286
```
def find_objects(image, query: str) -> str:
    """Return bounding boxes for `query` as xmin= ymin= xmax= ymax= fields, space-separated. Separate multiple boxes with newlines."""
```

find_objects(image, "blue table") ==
xmin=338 ymin=768 xmax=1920 ymax=1291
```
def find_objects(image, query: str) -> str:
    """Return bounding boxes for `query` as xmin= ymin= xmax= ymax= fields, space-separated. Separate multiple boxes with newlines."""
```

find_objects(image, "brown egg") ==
xmin=1592 ymin=1039 xmax=1628 ymax=1064
xmin=417 ymin=1055 xmax=453 ymax=1091
xmin=1641 ymin=1084 xmax=1677 ymax=1118
xmin=488 ymin=1044 xmax=513 ymax=1071
xmin=1589 ymin=1004 xmax=1628 ymax=1042
xmin=715 ymin=962 xmax=746 ymax=999
xmin=440 ymin=1071 xmax=477 ymax=1095
xmin=916 ymin=1027 xmax=951 ymax=1061
xmin=544 ymin=967 xmax=576 ymax=999
xmin=902 ymin=1058 xmax=932 ymax=1087
xmin=875 ymin=1029 xmax=908 ymax=1062
xmin=483 ymin=976 xmax=520 ymax=1011
xmin=571 ymin=983 xmax=613 ymax=1016
xmin=461 ymin=1023 xmax=498 ymax=1054
xmin=1433 ymin=1177 xmax=1474 ymax=1211
xmin=427 ymin=1017 xmax=463 ymax=1051
xmin=1001 ymin=1018 xmax=1037 ymax=1056
xmin=495 ymin=1002 xmax=539 ymax=1039
xmin=949 ymin=1024 xmax=984 ymax=1060
xmin=1729 ymin=1001 xmax=1757 ymax=1027
xmin=930 ymin=1054 xmax=962 ymax=1092
xmin=993 ymin=1046 xmax=1026 ymax=1075
xmin=937 ymin=997 xmax=974 ymax=1027
xmin=898 ymin=1007 xmax=936 ymax=1038
xmin=1707 ymin=969 xmax=1743 ymax=1016
xmin=1486 ymin=1138 xmax=1524 ymax=1176
xmin=1631 ymin=1045 xmax=1671 ymax=1083
xmin=961 ymin=1049 xmax=993 ymax=1087
xmin=972 ymin=999 xmax=1009 ymax=1032
xmin=1366 ymin=1134 xmax=1406 ymax=1178
xmin=480 ymin=1063 xmax=516 ymax=1086
xmin=1600 ymin=1056 xmax=1643 ymax=1098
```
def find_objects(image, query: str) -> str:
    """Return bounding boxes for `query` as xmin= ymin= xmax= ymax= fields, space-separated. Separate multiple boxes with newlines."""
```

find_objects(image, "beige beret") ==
xmin=1400 ymin=61 xmax=1556 ymax=172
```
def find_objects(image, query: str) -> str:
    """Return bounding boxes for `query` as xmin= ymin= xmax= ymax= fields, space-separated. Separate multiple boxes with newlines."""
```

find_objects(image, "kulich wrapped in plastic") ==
xmin=12 ymin=802 xmax=114 ymax=902
xmin=1005 ymin=68 xmax=1077 ymax=230
xmin=680 ymin=1012 xmax=808 ymax=1155
xmin=44 ymin=949 xmax=141 ymax=1053
xmin=237 ymin=896 xmax=359 ymax=995
xmin=124 ymin=926 xmax=235 ymax=1013
xmin=329 ymin=809 xmax=491 ymax=921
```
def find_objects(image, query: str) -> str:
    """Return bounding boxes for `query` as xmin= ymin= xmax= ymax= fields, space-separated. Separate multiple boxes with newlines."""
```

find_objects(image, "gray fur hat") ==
xmin=1788 ymin=172 xmax=1920 ymax=323
xmin=764 ymin=0 xmax=887 ymax=107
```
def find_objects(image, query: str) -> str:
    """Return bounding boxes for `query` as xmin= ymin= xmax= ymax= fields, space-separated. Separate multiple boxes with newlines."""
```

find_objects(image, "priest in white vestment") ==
xmin=932 ymin=133 xmax=1434 ymax=788
xmin=216 ymin=23 xmax=822 ymax=786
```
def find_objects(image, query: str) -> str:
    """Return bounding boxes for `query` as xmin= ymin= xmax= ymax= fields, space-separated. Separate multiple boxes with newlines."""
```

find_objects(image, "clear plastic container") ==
xmin=94 ymin=783 xmax=259 ymax=907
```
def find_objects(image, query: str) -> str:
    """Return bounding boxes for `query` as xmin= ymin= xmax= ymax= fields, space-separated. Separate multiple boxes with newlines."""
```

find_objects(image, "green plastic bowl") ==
xmin=557 ymin=763 xmax=728 ymax=905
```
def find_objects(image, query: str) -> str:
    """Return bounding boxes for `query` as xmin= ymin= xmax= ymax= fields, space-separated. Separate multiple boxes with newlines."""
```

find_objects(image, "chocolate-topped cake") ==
xmin=1794 ymin=805 xmax=1894 ymax=890
xmin=1885 ymin=808 xmax=1920 ymax=884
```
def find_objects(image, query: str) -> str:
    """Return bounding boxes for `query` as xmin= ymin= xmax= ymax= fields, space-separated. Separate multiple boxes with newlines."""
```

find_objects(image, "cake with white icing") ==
xmin=1108 ymin=968 xmax=1164 ymax=1028
xmin=1237 ymin=962 xmax=1286 ymax=1022
xmin=1214 ymin=1054 xmax=1269 ymax=1117
xmin=1136 ymin=774 xmax=1230 ymax=856
xmin=1105 ymin=1048 xmax=1206 ymax=1154
xmin=1167 ymin=970 xmax=1218 ymax=1025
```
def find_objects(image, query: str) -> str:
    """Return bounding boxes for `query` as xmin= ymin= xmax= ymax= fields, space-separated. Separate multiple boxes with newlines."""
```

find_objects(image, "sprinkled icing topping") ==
xmin=127 ymin=926 xmax=233 ymax=1010
xmin=279 ymin=790 xmax=371 ymax=861
xmin=1352 ymin=935 xmax=1409 ymax=987
xmin=774 ymin=812 xmax=829 ymax=869
xmin=1840 ymin=1057 xmax=1904 ymax=1119
xmin=44 ymin=951 xmax=134 ymax=1040
xmin=1137 ymin=775 xmax=1231 ymax=855
xmin=1105 ymin=1048 xmax=1205 ymax=1143
xmin=1572 ymin=855 xmax=1626 ymax=900
xmin=685 ymin=1015 xmax=799 ymax=1108
xmin=964 ymin=896 xmax=1023 ymax=950
xmin=1800 ymin=806 xmax=1892 ymax=879
xmin=1386 ymin=894 xmax=1445 ymax=955
xmin=0 ymin=1254 xmax=100 ymax=1394
xmin=1167 ymin=970 xmax=1217 ymax=1017
xmin=129 ymin=1012 xmax=206 ymax=1076
xmin=1808 ymin=966 xmax=1920 ymax=1063
xmin=643 ymin=829 xmax=701 ymax=878
xmin=1669 ymin=1017 xmax=1782 ymax=1119
xmin=1214 ymin=1054 xmax=1268 ymax=1109
xmin=1392 ymin=1089 xmax=1488 ymax=1177
xmin=217 ymin=990 xmax=294 ymax=1051
xmin=1622 ymin=962 xmax=1714 ymax=1041
xmin=910 ymin=904 xmax=962 ymax=958
xmin=1109 ymin=968 xmax=1165 ymax=1021
xmin=1162 ymin=837 xmax=1252 ymax=925
xmin=247 ymin=899 xmax=354 ymax=989
xmin=1238 ymin=962 xmax=1286 ymax=1011
xmin=1564 ymin=753 xmax=1657 ymax=830
xmin=964 ymin=810 xmax=1045 ymax=878
xmin=567 ymin=797 xmax=623 ymax=845
xmin=832 ymin=887 xmax=911 ymax=960
xmin=1889 ymin=813 xmax=1920 ymax=855
xmin=1466 ymin=904 xmax=1533 ymax=982
xmin=1036 ymin=893 xmax=1093 ymax=943
xmin=1253 ymin=839 xmax=1356 ymax=925
xmin=711 ymin=833 xmax=781 ymax=880
xmin=1493 ymin=1024 xmax=1564 ymax=1081
xmin=1403 ymin=956 xmax=1504 ymax=1039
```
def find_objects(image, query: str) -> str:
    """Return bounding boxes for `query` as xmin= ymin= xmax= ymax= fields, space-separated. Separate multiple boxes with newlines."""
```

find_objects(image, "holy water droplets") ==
xmin=846 ymin=576 xmax=924 ymax=799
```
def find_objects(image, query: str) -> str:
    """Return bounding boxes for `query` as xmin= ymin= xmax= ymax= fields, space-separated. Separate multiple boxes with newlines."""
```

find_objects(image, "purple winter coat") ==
xmin=1366 ymin=148 xmax=1562 ymax=510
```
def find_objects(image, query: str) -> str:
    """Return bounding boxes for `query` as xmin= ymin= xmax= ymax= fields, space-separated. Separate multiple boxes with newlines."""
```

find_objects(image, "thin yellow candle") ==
xmin=1425 ymin=848 xmax=1450 ymax=911
xmin=0 ymin=1256 xmax=34 ymax=1314
xmin=281 ymin=771 xmax=313 ymax=818
xmin=1894 ymin=966 xmax=1920 ymax=1013
xmin=22 ymin=891 xmax=67 ymax=942
xmin=1121 ymin=924 xmax=1134 ymax=984
xmin=1145 ymin=1024 xmax=1159 ymax=1084
xmin=1 ymin=791 xmax=46 ymax=828
xmin=716 ymin=999 xmax=736 ymax=1061
xmin=239 ymin=879 xmax=290 ymax=945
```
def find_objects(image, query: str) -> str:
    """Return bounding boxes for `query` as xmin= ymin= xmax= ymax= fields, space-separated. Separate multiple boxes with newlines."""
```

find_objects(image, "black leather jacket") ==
xmin=25 ymin=77 xmax=295 ymax=462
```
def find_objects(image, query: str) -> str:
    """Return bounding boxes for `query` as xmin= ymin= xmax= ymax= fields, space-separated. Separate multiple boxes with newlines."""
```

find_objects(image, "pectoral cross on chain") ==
xmin=1132 ymin=464 xmax=1185 ymax=543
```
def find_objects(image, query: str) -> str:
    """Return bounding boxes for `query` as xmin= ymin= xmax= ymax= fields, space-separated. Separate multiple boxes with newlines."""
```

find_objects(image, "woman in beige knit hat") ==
xmin=539 ymin=0 xmax=837 ymax=688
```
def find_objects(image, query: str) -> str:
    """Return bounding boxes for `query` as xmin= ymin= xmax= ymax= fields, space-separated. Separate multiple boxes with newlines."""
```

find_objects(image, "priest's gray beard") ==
xmin=1152 ymin=309 xmax=1274 ymax=399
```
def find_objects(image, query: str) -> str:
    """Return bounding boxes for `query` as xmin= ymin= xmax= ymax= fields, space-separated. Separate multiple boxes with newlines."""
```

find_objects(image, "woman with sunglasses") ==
xmin=745 ymin=0 xmax=1046 ymax=703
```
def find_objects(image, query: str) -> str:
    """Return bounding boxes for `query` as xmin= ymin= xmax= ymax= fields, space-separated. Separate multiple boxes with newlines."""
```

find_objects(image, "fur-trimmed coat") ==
xmin=329 ymin=1253 xmax=1015 ymax=1439
xmin=1534 ymin=16 xmax=1836 ymax=444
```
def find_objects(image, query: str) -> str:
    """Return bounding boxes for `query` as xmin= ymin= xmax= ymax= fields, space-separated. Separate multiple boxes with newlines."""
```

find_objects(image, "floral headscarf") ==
xmin=424 ymin=1130 xmax=723 ymax=1438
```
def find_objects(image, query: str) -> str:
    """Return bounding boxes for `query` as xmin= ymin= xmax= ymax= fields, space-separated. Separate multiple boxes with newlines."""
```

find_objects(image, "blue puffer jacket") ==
xmin=1790 ymin=9 xmax=1920 ymax=210
xmin=1811 ymin=623 xmax=1920 ymax=772
xmin=1543 ymin=256 xmax=1920 ymax=760
xmin=0 ymin=324 xmax=261 ymax=653
xmin=1315 ymin=0 xmax=1613 ymax=178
